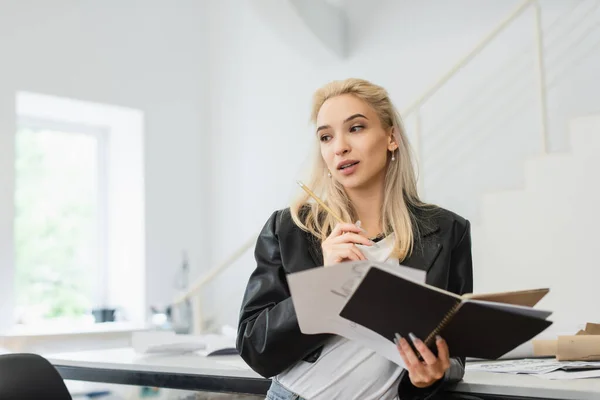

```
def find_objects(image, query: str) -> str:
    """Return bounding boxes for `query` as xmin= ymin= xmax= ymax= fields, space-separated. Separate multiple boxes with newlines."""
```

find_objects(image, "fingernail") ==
xmin=409 ymin=332 xmax=421 ymax=344
xmin=395 ymin=332 xmax=402 ymax=343
xmin=393 ymin=337 xmax=398 ymax=345
xmin=436 ymin=335 xmax=443 ymax=342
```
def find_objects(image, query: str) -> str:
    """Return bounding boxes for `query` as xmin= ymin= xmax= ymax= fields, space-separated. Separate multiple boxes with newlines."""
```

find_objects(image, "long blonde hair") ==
xmin=290 ymin=78 xmax=431 ymax=261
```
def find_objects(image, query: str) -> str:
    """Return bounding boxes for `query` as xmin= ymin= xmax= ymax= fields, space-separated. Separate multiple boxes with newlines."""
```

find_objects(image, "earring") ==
xmin=391 ymin=151 xmax=396 ymax=161
xmin=328 ymin=171 xmax=332 ymax=178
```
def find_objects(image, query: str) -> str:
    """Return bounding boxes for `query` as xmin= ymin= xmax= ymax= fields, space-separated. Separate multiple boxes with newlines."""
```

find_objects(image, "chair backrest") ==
xmin=0 ymin=353 xmax=72 ymax=400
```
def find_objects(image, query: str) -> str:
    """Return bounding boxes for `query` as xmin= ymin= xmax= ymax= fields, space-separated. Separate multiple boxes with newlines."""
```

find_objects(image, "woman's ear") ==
xmin=388 ymin=127 xmax=398 ymax=151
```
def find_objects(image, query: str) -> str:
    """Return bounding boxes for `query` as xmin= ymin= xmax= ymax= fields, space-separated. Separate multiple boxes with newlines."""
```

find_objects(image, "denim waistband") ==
xmin=265 ymin=380 xmax=307 ymax=400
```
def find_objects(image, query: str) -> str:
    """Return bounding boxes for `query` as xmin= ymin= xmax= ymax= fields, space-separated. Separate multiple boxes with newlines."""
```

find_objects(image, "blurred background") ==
xmin=1 ymin=0 xmax=599 ymax=396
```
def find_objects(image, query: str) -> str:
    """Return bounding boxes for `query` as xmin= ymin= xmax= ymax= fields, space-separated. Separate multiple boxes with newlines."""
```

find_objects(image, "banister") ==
xmin=402 ymin=0 xmax=536 ymax=117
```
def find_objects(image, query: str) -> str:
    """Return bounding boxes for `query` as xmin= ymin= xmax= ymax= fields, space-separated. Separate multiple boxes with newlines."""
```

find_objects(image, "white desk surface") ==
xmin=455 ymin=370 xmax=600 ymax=399
xmin=47 ymin=348 xmax=600 ymax=399
xmin=47 ymin=347 xmax=261 ymax=379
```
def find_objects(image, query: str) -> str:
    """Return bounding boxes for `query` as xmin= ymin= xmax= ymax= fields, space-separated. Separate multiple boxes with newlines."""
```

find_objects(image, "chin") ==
xmin=336 ymin=175 xmax=370 ymax=190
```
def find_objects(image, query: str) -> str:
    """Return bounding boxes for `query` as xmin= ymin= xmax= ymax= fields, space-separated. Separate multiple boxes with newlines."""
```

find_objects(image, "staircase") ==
xmin=472 ymin=114 xmax=600 ymax=326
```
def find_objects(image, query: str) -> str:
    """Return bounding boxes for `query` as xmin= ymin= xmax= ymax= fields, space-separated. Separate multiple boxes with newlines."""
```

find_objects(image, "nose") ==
xmin=334 ymin=135 xmax=350 ymax=156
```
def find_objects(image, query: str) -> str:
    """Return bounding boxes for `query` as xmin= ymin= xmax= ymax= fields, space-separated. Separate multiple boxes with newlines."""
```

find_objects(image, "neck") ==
xmin=345 ymin=178 xmax=385 ymax=238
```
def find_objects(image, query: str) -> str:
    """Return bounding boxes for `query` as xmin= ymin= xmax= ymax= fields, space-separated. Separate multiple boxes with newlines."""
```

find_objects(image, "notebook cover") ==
xmin=440 ymin=301 xmax=553 ymax=359
xmin=338 ymin=267 xmax=459 ymax=344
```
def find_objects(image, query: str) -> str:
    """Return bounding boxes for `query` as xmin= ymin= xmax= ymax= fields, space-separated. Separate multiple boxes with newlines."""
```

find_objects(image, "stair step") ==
xmin=523 ymin=154 xmax=575 ymax=192
xmin=475 ymin=113 xmax=600 ymax=325
xmin=569 ymin=115 xmax=600 ymax=156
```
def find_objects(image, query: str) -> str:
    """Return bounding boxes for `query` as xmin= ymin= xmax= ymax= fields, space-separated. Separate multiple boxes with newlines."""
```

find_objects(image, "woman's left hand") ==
xmin=395 ymin=333 xmax=450 ymax=388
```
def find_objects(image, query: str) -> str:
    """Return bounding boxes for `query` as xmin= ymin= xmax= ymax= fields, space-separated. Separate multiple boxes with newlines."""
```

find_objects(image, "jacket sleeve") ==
xmin=236 ymin=210 xmax=330 ymax=378
xmin=398 ymin=219 xmax=473 ymax=399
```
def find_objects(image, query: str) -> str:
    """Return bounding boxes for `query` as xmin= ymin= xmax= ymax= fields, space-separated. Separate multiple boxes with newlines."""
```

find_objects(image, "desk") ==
xmin=451 ymin=371 xmax=600 ymax=400
xmin=47 ymin=348 xmax=269 ymax=395
xmin=47 ymin=348 xmax=600 ymax=399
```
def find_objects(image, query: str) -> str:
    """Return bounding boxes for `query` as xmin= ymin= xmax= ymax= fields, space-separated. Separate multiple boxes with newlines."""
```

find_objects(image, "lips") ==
xmin=337 ymin=160 xmax=360 ymax=170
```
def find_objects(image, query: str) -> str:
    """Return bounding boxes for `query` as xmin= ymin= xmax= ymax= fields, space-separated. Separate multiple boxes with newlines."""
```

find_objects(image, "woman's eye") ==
xmin=350 ymin=125 xmax=364 ymax=132
xmin=320 ymin=134 xmax=332 ymax=142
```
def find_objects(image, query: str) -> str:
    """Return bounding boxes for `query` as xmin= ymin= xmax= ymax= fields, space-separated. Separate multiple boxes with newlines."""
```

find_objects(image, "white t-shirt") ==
xmin=276 ymin=234 xmax=402 ymax=400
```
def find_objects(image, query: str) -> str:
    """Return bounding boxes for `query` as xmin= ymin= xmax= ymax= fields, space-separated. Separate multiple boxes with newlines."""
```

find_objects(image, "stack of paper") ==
xmin=467 ymin=358 xmax=600 ymax=380
xmin=131 ymin=331 xmax=237 ymax=356
xmin=132 ymin=331 xmax=207 ymax=354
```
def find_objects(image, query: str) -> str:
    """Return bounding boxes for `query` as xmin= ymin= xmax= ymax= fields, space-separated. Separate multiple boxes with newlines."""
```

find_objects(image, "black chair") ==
xmin=0 ymin=353 xmax=72 ymax=400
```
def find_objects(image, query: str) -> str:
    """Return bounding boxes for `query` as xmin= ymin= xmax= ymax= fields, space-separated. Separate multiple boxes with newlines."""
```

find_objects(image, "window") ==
xmin=3 ymin=91 xmax=146 ymax=332
xmin=14 ymin=119 xmax=107 ymax=324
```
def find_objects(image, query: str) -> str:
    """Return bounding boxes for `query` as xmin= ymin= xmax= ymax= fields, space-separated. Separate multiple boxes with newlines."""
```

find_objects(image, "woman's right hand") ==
xmin=321 ymin=223 xmax=373 ymax=266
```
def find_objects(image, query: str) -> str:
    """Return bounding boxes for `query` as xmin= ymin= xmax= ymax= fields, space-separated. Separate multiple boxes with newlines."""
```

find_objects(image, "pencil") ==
xmin=296 ymin=180 xmax=345 ymax=224
xmin=295 ymin=181 xmax=375 ymax=246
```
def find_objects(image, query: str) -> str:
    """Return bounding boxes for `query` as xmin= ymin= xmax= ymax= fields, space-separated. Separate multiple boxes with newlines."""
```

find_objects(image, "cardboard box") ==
xmin=556 ymin=335 xmax=600 ymax=361
xmin=532 ymin=322 xmax=600 ymax=361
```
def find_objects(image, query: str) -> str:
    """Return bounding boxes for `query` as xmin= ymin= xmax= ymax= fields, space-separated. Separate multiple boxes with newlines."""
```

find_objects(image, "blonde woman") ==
xmin=236 ymin=78 xmax=473 ymax=400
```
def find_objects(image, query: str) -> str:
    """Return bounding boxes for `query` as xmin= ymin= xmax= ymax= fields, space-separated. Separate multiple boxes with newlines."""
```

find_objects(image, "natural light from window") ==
xmin=8 ymin=91 xmax=146 ymax=333
xmin=14 ymin=124 xmax=106 ymax=325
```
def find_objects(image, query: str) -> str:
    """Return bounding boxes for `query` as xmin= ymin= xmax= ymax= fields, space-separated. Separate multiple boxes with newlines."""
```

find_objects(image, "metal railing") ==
xmin=176 ymin=0 xmax=600 ymax=333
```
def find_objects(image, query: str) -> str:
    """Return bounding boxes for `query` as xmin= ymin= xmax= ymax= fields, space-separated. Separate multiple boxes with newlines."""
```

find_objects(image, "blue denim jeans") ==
xmin=265 ymin=380 xmax=307 ymax=400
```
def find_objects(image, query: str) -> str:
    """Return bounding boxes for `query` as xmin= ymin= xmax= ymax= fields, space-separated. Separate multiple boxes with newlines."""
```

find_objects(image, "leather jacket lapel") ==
xmin=402 ymin=239 xmax=443 ymax=285
xmin=401 ymin=218 xmax=446 ymax=287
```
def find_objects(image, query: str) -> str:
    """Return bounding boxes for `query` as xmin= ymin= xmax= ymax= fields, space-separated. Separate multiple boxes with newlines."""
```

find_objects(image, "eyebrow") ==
xmin=316 ymin=113 xmax=369 ymax=133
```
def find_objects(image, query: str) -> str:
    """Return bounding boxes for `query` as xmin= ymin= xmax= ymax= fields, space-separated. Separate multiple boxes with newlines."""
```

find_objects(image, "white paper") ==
xmin=287 ymin=261 xmax=426 ymax=368
xmin=132 ymin=331 xmax=207 ymax=354
xmin=467 ymin=358 xmax=600 ymax=375
xmin=536 ymin=369 xmax=600 ymax=380
xmin=132 ymin=331 xmax=237 ymax=356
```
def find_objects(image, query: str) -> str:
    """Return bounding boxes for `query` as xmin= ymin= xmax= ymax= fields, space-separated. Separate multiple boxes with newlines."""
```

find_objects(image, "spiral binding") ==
xmin=424 ymin=301 xmax=462 ymax=346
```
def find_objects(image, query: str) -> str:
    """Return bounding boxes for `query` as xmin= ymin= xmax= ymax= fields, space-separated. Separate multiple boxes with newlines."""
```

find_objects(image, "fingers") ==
xmin=349 ymin=244 xmax=366 ymax=261
xmin=396 ymin=333 xmax=450 ymax=387
xmin=408 ymin=333 xmax=437 ymax=365
xmin=331 ymin=244 xmax=365 ymax=263
xmin=333 ymin=232 xmax=373 ymax=247
xmin=396 ymin=334 xmax=422 ymax=369
xmin=323 ymin=223 xmax=369 ymax=265
xmin=436 ymin=336 xmax=451 ymax=370
xmin=331 ymin=223 xmax=363 ymax=237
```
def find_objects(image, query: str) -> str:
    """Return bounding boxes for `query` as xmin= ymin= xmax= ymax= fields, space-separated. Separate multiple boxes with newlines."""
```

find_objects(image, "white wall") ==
xmin=204 ymin=0 xmax=600 ymax=329
xmin=0 ymin=0 xmax=209 ymax=329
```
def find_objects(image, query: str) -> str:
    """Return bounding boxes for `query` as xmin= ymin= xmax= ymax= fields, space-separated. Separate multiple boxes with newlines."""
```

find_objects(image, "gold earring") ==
xmin=328 ymin=171 xmax=332 ymax=177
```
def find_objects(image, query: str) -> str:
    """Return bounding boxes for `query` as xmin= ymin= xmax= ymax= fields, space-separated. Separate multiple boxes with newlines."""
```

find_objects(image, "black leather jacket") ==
xmin=236 ymin=206 xmax=473 ymax=400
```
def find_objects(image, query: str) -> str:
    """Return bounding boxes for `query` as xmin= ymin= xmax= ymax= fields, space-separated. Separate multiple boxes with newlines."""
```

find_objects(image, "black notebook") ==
xmin=338 ymin=266 xmax=553 ymax=360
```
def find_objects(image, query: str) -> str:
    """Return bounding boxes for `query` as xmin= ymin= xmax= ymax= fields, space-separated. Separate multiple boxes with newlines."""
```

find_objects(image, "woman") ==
xmin=236 ymin=78 xmax=473 ymax=400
